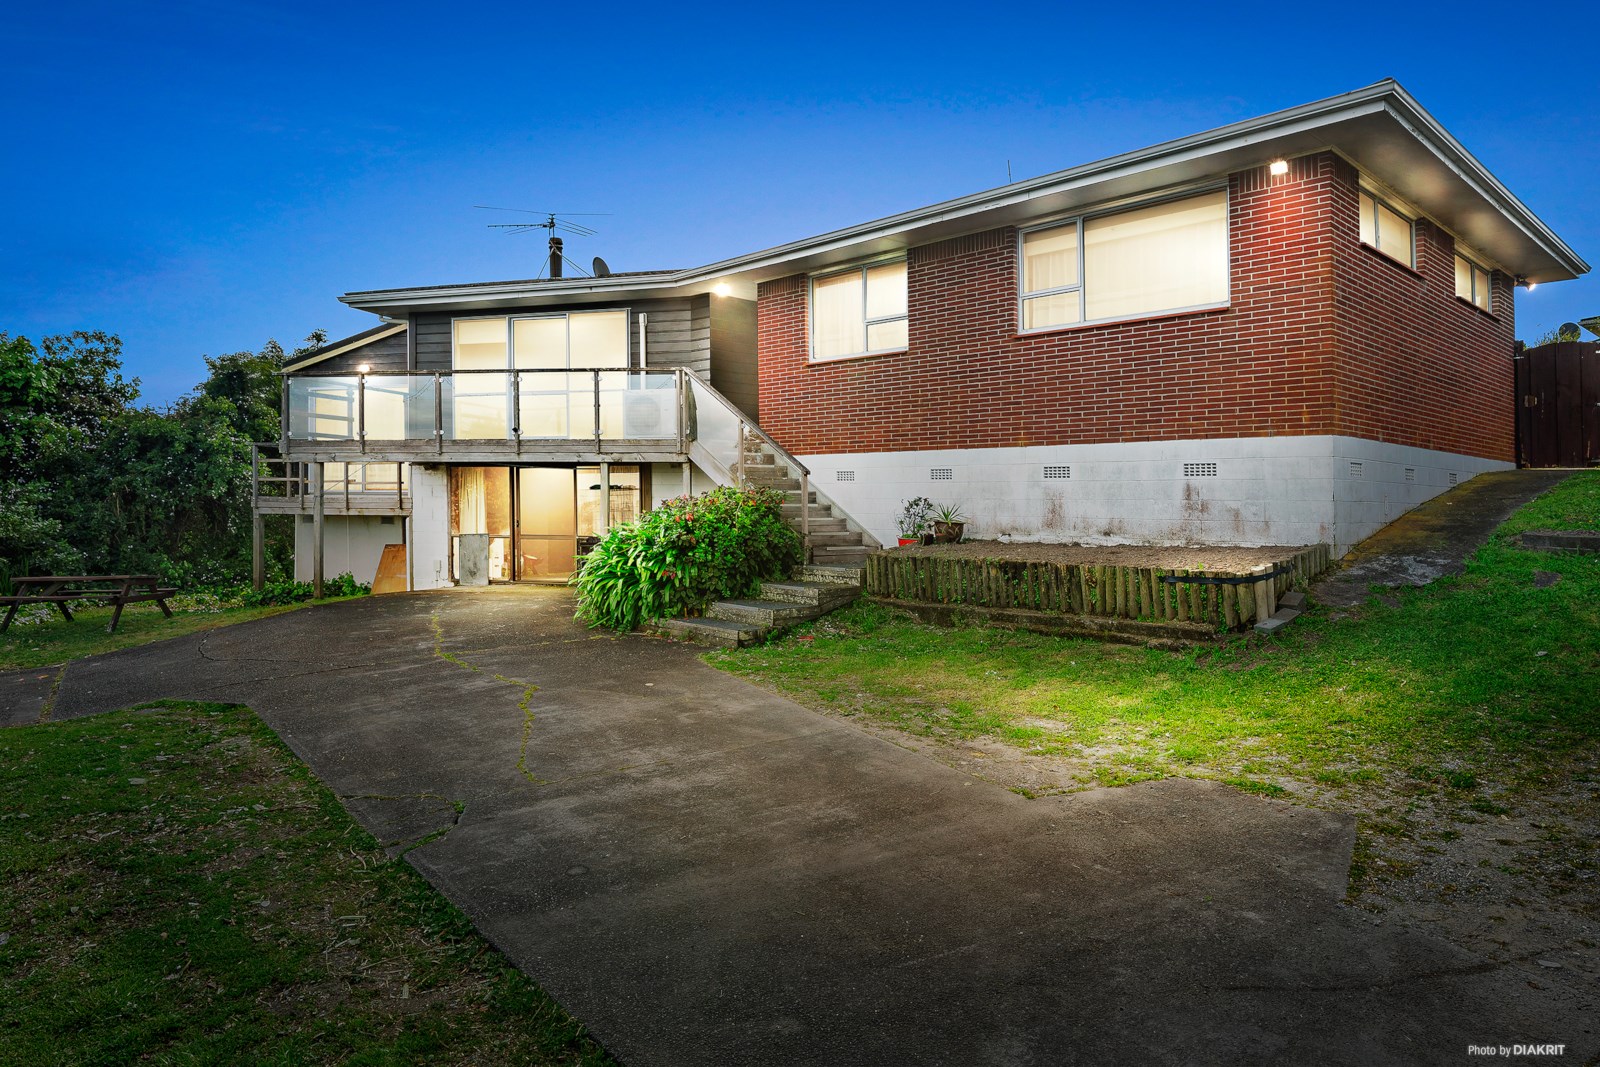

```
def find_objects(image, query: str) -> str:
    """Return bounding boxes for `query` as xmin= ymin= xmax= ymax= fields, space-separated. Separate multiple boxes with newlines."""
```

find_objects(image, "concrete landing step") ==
xmin=813 ymin=546 xmax=870 ymax=565
xmin=799 ymin=564 xmax=865 ymax=586
xmin=707 ymin=599 xmax=818 ymax=627
xmin=757 ymin=580 xmax=861 ymax=610
xmin=1254 ymin=606 xmax=1303 ymax=636
xmin=653 ymin=617 xmax=767 ymax=648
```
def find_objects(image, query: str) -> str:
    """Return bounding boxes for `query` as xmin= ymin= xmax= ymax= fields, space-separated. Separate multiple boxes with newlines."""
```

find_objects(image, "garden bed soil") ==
xmin=892 ymin=540 xmax=1311 ymax=573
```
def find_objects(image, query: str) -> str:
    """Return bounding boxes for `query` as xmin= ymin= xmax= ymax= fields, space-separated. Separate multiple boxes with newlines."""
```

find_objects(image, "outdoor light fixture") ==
xmin=712 ymin=282 xmax=733 ymax=297
xmin=357 ymin=363 xmax=371 ymax=374
xmin=1269 ymin=159 xmax=1289 ymax=176
xmin=1515 ymin=275 xmax=1535 ymax=291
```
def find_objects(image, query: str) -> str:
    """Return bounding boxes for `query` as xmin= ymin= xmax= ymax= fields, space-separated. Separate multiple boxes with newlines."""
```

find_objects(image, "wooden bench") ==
xmin=0 ymin=575 xmax=179 ymax=635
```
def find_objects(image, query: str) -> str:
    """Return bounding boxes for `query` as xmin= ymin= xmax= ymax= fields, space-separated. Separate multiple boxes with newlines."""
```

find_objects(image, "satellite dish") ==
xmin=1559 ymin=322 xmax=1581 ymax=340
xmin=592 ymin=257 xmax=612 ymax=277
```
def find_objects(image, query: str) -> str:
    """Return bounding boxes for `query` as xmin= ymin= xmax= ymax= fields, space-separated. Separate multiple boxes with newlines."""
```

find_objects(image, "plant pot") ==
xmin=932 ymin=521 xmax=965 ymax=544
xmin=897 ymin=537 xmax=921 ymax=547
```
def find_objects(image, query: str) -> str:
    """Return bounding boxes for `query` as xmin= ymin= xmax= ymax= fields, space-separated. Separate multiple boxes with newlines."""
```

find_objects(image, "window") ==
xmin=453 ymin=311 xmax=629 ymax=371
xmin=811 ymin=260 xmax=907 ymax=360
xmin=451 ymin=312 xmax=629 ymax=439
xmin=1358 ymin=190 xmax=1413 ymax=268
xmin=1020 ymin=189 xmax=1228 ymax=331
xmin=1455 ymin=254 xmax=1492 ymax=311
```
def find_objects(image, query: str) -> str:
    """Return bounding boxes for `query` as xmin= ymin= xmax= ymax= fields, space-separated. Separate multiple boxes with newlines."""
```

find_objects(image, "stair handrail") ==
xmin=684 ymin=376 xmax=879 ymax=554
xmin=683 ymin=373 xmax=808 ymax=477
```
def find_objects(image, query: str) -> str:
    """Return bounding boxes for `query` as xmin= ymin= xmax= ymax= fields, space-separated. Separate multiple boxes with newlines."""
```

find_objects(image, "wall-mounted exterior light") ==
xmin=357 ymin=363 xmax=372 ymax=374
xmin=1268 ymin=159 xmax=1289 ymax=176
xmin=711 ymin=283 xmax=733 ymax=298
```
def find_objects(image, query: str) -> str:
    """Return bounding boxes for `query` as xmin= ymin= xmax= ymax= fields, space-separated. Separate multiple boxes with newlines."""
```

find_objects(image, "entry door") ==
xmin=515 ymin=468 xmax=578 ymax=581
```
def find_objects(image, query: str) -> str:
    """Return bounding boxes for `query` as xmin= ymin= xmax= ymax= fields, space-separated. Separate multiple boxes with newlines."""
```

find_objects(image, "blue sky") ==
xmin=5 ymin=1 xmax=1596 ymax=405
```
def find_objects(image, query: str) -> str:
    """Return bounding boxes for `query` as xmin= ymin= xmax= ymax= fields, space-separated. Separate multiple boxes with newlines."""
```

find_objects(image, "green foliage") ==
xmin=897 ymin=496 xmax=935 ymax=538
xmin=0 ymin=487 xmax=82 ymax=594
xmin=0 ymin=330 xmax=310 ymax=590
xmin=575 ymin=485 xmax=802 ymax=631
xmin=240 ymin=572 xmax=369 ymax=607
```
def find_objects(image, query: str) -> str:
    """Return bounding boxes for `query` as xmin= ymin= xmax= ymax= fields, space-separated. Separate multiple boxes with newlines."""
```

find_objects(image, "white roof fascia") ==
xmin=280 ymin=323 xmax=407 ymax=374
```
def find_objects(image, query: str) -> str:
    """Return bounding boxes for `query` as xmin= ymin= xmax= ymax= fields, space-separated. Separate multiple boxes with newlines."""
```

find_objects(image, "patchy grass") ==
xmin=0 ymin=593 xmax=361 ymax=672
xmin=0 ymin=701 xmax=614 ymax=1066
xmin=709 ymin=471 xmax=1600 ymax=809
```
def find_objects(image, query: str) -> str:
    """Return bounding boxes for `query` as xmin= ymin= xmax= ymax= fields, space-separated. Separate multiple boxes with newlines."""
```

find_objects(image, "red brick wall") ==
xmin=756 ymin=151 xmax=1514 ymax=461
xmin=1328 ymin=159 xmax=1516 ymax=460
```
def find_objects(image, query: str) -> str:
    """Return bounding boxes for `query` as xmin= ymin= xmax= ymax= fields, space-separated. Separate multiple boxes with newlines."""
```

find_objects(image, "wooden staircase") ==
xmin=652 ymin=564 xmax=864 ymax=648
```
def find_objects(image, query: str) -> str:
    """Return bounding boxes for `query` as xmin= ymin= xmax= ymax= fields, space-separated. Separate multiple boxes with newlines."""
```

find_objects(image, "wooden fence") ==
xmin=865 ymin=545 xmax=1331 ymax=631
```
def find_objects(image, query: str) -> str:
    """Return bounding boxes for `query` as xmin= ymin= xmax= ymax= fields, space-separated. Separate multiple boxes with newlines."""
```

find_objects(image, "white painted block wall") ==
xmin=800 ymin=435 xmax=1510 ymax=556
xmin=408 ymin=464 xmax=454 ymax=590
xmin=293 ymin=516 xmax=403 ymax=586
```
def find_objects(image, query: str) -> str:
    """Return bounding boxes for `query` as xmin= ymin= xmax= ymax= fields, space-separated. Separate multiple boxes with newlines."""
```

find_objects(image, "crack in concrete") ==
xmin=37 ymin=663 xmax=68 ymax=723
xmin=338 ymin=790 xmax=465 ymax=857
xmin=430 ymin=611 xmax=547 ymax=786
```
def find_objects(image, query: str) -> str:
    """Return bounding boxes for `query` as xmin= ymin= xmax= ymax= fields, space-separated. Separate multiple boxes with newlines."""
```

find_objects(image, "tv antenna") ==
xmin=475 ymin=207 xmax=612 ymax=279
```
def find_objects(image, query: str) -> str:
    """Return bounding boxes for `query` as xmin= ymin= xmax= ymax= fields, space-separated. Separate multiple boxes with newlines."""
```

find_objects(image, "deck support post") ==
xmin=252 ymin=513 xmax=265 ymax=592
xmin=681 ymin=461 xmax=692 ymax=499
xmin=250 ymin=445 xmax=264 ymax=591
xmin=313 ymin=461 xmax=326 ymax=600
xmin=599 ymin=462 xmax=611 ymax=536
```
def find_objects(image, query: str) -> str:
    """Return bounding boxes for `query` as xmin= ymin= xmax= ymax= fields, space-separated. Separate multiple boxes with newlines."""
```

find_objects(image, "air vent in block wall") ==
xmin=1043 ymin=465 xmax=1071 ymax=480
xmin=1405 ymin=468 xmax=1416 ymax=483
xmin=1349 ymin=461 xmax=1364 ymax=478
xmin=1449 ymin=472 xmax=1459 ymax=486
xmin=836 ymin=470 xmax=855 ymax=482
xmin=930 ymin=468 xmax=953 ymax=481
xmin=1182 ymin=462 xmax=1218 ymax=478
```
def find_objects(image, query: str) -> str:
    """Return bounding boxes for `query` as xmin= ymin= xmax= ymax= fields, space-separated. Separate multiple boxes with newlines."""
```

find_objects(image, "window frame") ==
xmin=1016 ymin=185 xmax=1232 ymax=335
xmin=1358 ymin=188 xmax=1416 ymax=269
xmin=807 ymin=256 xmax=909 ymax=363
xmin=1454 ymin=253 xmax=1493 ymax=313
xmin=450 ymin=309 xmax=633 ymax=370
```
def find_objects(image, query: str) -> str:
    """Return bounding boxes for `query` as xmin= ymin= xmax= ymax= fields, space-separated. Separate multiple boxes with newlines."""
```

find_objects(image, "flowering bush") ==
xmin=574 ymin=486 xmax=803 ymax=632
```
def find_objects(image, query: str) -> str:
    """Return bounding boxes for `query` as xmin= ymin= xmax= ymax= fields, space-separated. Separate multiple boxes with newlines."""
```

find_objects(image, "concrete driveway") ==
xmin=8 ymin=589 xmax=1591 ymax=1065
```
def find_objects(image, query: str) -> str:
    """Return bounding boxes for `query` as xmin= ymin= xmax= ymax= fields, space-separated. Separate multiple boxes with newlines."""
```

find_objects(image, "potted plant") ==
xmin=931 ymin=502 xmax=968 ymax=544
xmin=896 ymin=497 xmax=934 ymax=546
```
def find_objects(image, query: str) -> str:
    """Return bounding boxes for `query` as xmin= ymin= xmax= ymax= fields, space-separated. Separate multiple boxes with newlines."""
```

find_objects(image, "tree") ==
xmin=0 ymin=331 xmax=138 ymax=484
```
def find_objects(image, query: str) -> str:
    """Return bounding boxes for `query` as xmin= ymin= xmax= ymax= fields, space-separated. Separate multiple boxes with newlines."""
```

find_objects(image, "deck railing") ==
xmin=283 ymin=368 xmax=683 ymax=452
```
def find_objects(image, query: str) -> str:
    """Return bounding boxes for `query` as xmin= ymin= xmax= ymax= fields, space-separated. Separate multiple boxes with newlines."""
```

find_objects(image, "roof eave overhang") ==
xmin=340 ymin=274 xmax=729 ymax=316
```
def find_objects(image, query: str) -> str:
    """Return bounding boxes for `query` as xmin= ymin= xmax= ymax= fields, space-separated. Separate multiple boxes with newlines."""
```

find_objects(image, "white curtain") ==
xmin=1084 ymin=190 xmax=1227 ymax=321
xmin=456 ymin=467 xmax=487 ymax=534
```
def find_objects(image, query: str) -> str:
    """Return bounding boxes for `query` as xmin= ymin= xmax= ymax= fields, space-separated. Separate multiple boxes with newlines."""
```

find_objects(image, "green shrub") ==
xmin=575 ymin=485 xmax=803 ymax=631
xmin=239 ymin=571 xmax=369 ymax=607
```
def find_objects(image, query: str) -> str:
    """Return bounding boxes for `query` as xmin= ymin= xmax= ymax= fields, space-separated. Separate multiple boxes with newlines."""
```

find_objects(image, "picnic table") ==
xmin=0 ymin=575 xmax=178 ymax=635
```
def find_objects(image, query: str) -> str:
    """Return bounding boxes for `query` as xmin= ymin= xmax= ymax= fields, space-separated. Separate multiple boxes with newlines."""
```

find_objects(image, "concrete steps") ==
xmin=652 ymin=565 xmax=865 ymax=648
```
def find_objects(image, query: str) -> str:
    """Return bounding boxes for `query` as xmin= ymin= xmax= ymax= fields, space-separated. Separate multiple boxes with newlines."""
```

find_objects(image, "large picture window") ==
xmin=811 ymin=260 xmax=907 ymax=360
xmin=453 ymin=311 xmax=629 ymax=371
xmin=1020 ymin=189 xmax=1228 ymax=331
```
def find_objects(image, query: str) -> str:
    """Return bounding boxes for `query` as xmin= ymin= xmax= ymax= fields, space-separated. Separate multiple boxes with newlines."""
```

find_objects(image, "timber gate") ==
xmin=1515 ymin=341 xmax=1600 ymax=468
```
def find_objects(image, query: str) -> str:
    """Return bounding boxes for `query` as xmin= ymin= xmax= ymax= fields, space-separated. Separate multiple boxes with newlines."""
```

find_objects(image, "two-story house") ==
xmin=258 ymin=80 xmax=1585 ymax=592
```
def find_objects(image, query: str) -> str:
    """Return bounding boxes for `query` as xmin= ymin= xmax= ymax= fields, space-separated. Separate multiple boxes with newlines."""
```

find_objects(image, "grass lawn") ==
xmin=709 ymin=472 xmax=1600 ymax=904
xmin=0 ymin=593 xmax=359 ymax=672
xmin=0 ymin=701 xmax=614 ymax=1066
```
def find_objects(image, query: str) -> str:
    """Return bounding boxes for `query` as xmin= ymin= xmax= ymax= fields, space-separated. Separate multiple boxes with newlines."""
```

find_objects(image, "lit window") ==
xmin=1020 ymin=190 xmax=1228 ymax=330
xmin=1358 ymin=190 xmax=1413 ymax=268
xmin=1455 ymin=254 xmax=1492 ymax=312
xmin=811 ymin=260 xmax=907 ymax=360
